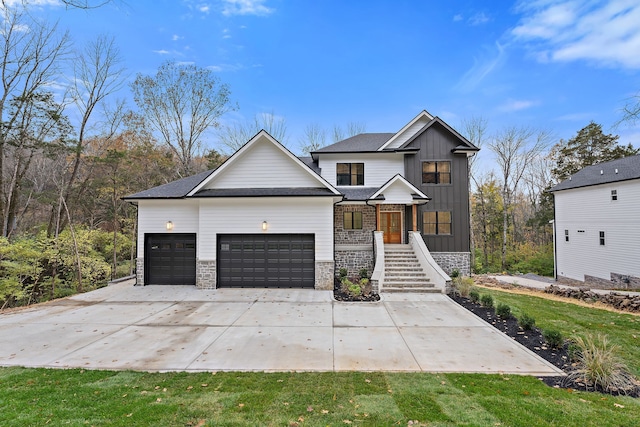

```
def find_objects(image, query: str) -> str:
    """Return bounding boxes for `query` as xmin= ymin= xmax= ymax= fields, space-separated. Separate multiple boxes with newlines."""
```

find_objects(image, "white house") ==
xmin=549 ymin=155 xmax=640 ymax=289
xmin=124 ymin=111 xmax=479 ymax=290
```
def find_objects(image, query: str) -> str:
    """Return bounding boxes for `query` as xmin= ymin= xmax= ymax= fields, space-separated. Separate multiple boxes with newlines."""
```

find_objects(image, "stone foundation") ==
xmin=334 ymin=205 xmax=376 ymax=245
xmin=558 ymin=273 xmax=640 ymax=291
xmin=196 ymin=260 xmax=217 ymax=289
xmin=430 ymin=252 xmax=471 ymax=276
xmin=315 ymin=261 xmax=334 ymax=290
xmin=335 ymin=247 xmax=374 ymax=279
xmin=136 ymin=258 xmax=144 ymax=286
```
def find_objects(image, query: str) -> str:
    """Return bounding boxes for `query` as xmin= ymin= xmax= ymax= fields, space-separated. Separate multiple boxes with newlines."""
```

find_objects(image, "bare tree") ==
xmin=620 ymin=94 xmax=640 ymax=125
xmin=332 ymin=121 xmax=366 ymax=143
xmin=132 ymin=61 xmax=234 ymax=176
xmin=489 ymin=126 xmax=550 ymax=269
xmin=299 ymin=122 xmax=326 ymax=155
xmin=4 ymin=0 xmax=114 ymax=9
xmin=217 ymin=111 xmax=287 ymax=154
xmin=0 ymin=6 xmax=71 ymax=237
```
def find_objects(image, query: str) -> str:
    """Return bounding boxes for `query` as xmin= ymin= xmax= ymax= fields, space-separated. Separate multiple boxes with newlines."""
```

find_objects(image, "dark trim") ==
xmin=548 ymin=177 xmax=640 ymax=193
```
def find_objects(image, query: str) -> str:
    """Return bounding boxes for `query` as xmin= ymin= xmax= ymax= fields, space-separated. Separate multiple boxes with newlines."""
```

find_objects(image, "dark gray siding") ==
xmin=403 ymin=122 xmax=471 ymax=252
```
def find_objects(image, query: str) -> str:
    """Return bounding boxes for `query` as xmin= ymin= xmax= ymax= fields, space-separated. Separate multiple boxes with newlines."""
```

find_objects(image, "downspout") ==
xmin=552 ymin=192 xmax=557 ymax=281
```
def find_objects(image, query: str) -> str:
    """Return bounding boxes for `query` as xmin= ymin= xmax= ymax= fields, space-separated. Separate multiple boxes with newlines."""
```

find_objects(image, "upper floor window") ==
xmin=343 ymin=211 xmax=363 ymax=229
xmin=423 ymin=211 xmax=451 ymax=235
xmin=611 ymin=190 xmax=617 ymax=201
xmin=337 ymin=163 xmax=364 ymax=186
xmin=422 ymin=161 xmax=451 ymax=184
xmin=564 ymin=229 xmax=569 ymax=242
xmin=599 ymin=231 xmax=605 ymax=246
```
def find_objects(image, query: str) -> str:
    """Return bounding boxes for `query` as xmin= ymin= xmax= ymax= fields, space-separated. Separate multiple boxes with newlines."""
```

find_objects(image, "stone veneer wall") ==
xmin=196 ymin=260 xmax=216 ymax=289
xmin=334 ymin=250 xmax=374 ymax=279
xmin=315 ymin=261 xmax=335 ymax=290
xmin=136 ymin=258 xmax=144 ymax=285
xmin=430 ymin=252 xmax=470 ymax=276
xmin=334 ymin=205 xmax=376 ymax=245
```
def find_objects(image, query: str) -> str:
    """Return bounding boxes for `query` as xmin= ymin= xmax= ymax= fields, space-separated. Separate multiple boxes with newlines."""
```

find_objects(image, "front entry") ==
xmin=380 ymin=212 xmax=402 ymax=244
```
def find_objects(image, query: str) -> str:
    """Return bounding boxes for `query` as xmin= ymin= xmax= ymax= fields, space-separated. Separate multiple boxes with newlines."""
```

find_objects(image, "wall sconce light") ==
xmin=262 ymin=221 xmax=268 ymax=231
xmin=166 ymin=221 xmax=174 ymax=231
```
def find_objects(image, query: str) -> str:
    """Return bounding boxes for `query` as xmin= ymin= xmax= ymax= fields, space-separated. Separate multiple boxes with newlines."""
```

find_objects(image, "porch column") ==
xmin=412 ymin=204 xmax=417 ymax=232
xmin=376 ymin=204 xmax=381 ymax=231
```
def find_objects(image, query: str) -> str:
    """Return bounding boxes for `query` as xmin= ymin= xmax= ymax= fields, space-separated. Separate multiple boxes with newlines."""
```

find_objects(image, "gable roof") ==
xmin=370 ymin=174 xmax=430 ymax=201
xmin=123 ymin=169 xmax=214 ymax=200
xmin=549 ymin=155 xmax=640 ymax=192
xmin=399 ymin=117 xmax=479 ymax=153
xmin=379 ymin=110 xmax=434 ymax=150
xmin=313 ymin=133 xmax=394 ymax=153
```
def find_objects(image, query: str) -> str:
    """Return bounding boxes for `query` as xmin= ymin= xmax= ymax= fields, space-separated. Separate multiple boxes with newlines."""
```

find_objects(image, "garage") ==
xmin=145 ymin=234 xmax=196 ymax=285
xmin=217 ymin=234 xmax=315 ymax=288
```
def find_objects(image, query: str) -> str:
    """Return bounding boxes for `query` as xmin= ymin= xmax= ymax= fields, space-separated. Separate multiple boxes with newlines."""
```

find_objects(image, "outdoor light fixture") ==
xmin=262 ymin=221 xmax=268 ymax=231
xmin=166 ymin=221 xmax=174 ymax=231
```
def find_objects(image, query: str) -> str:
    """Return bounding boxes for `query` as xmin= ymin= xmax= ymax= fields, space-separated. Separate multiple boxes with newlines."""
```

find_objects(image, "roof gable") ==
xmin=188 ymin=130 xmax=340 ymax=195
xmin=400 ymin=117 xmax=479 ymax=152
xmin=378 ymin=110 xmax=434 ymax=150
xmin=123 ymin=169 xmax=214 ymax=200
xmin=370 ymin=174 xmax=430 ymax=204
xmin=312 ymin=133 xmax=394 ymax=154
xmin=549 ymin=155 xmax=640 ymax=192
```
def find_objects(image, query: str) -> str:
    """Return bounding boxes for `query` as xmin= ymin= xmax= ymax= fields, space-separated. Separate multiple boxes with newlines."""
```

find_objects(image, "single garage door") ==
xmin=145 ymin=234 xmax=196 ymax=285
xmin=217 ymin=234 xmax=315 ymax=288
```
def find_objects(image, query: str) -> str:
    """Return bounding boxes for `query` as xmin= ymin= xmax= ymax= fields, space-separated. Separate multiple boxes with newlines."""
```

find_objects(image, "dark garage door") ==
xmin=217 ymin=234 xmax=315 ymax=288
xmin=145 ymin=234 xmax=196 ymax=285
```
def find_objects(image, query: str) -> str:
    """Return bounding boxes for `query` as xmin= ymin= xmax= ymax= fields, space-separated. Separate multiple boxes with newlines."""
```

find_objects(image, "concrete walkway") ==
xmin=0 ymin=280 xmax=562 ymax=375
xmin=489 ymin=275 xmax=640 ymax=297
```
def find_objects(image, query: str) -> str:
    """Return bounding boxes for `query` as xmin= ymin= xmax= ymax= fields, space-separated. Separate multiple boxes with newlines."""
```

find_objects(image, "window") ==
xmin=343 ymin=211 xmax=363 ymax=229
xmin=611 ymin=190 xmax=617 ymax=201
xmin=564 ymin=229 xmax=569 ymax=242
xmin=599 ymin=231 xmax=605 ymax=246
xmin=337 ymin=163 xmax=364 ymax=185
xmin=422 ymin=211 xmax=451 ymax=235
xmin=422 ymin=161 xmax=451 ymax=184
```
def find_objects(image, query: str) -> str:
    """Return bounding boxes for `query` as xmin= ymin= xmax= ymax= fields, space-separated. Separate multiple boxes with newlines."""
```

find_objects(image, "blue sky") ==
xmin=11 ymin=0 xmax=640 ymax=155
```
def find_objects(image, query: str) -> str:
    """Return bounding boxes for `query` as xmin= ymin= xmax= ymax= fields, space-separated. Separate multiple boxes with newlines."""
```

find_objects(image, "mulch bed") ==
xmin=450 ymin=294 xmax=640 ymax=398
xmin=333 ymin=278 xmax=380 ymax=302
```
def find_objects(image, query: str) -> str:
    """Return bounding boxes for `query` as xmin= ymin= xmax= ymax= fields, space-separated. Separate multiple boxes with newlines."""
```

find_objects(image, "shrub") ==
xmin=469 ymin=289 xmax=480 ymax=303
xmin=358 ymin=268 xmax=369 ymax=279
xmin=496 ymin=303 xmax=511 ymax=318
xmin=450 ymin=269 xmax=460 ymax=278
xmin=338 ymin=268 xmax=348 ymax=279
xmin=518 ymin=313 xmax=536 ymax=330
xmin=480 ymin=294 xmax=494 ymax=309
xmin=452 ymin=277 xmax=474 ymax=297
xmin=543 ymin=329 xmax=564 ymax=349
xmin=569 ymin=334 xmax=638 ymax=394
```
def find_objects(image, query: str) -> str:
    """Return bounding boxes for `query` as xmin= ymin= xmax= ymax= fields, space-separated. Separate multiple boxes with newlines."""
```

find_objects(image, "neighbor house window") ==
xmin=564 ymin=229 xmax=569 ymax=242
xmin=599 ymin=231 xmax=605 ymax=246
xmin=611 ymin=190 xmax=617 ymax=201
xmin=337 ymin=163 xmax=364 ymax=185
xmin=343 ymin=211 xmax=363 ymax=229
xmin=423 ymin=211 xmax=451 ymax=235
xmin=422 ymin=161 xmax=451 ymax=184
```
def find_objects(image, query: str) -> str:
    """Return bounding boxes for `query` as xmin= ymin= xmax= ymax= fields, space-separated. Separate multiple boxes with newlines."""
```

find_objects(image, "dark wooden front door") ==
xmin=381 ymin=212 xmax=402 ymax=244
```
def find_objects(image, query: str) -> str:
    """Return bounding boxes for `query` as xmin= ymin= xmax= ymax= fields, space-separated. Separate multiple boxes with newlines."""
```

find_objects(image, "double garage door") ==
xmin=145 ymin=233 xmax=315 ymax=288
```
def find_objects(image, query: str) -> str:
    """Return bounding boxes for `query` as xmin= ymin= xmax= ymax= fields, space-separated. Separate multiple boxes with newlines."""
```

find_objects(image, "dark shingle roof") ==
xmin=193 ymin=188 xmax=338 ymax=197
xmin=123 ymin=169 xmax=214 ymax=199
xmin=339 ymin=187 xmax=381 ymax=201
xmin=298 ymin=156 xmax=321 ymax=174
xmin=314 ymin=133 xmax=394 ymax=153
xmin=549 ymin=155 xmax=640 ymax=192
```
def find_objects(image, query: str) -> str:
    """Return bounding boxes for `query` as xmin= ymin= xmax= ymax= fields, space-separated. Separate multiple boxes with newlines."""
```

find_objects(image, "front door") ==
xmin=381 ymin=212 xmax=402 ymax=244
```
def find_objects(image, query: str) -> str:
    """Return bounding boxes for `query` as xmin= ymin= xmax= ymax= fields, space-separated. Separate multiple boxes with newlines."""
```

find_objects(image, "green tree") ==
xmin=550 ymin=122 xmax=639 ymax=182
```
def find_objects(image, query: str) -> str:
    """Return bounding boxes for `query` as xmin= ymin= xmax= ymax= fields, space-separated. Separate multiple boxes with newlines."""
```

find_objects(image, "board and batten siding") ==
xmin=318 ymin=153 xmax=404 ymax=187
xmin=136 ymin=200 xmax=199 ymax=257
xmin=198 ymin=197 xmax=334 ymax=261
xmin=403 ymin=122 xmax=471 ymax=252
xmin=205 ymin=138 xmax=320 ymax=189
xmin=554 ymin=179 xmax=640 ymax=281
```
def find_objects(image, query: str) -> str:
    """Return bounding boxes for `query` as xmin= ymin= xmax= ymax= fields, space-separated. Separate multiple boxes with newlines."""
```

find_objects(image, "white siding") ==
xmin=555 ymin=179 xmax=640 ymax=281
xmin=379 ymin=180 xmax=416 ymax=204
xmin=384 ymin=116 xmax=431 ymax=149
xmin=198 ymin=197 xmax=334 ymax=261
xmin=137 ymin=200 xmax=199 ymax=257
xmin=318 ymin=153 xmax=404 ymax=187
xmin=206 ymin=138 xmax=320 ymax=189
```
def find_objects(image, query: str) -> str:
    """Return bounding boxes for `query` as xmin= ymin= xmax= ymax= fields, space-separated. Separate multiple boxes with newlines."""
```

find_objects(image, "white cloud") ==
xmin=469 ymin=12 xmax=490 ymax=25
xmin=456 ymin=42 xmax=506 ymax=92
xmin=453 ymin=14 xmax=463 ymax=22
xmin=172 ymin=34 xmax=184 ymax=41
xmin=153 ymin=49 xmax=170 ymax=55
xmin=498 ymin=99 xmax=539 ymax=112
xmin=198 ymin=3 xmax=210 ymax=14
xmin=511 ymin=0 xmax=640 ymax=69
xmin=222 ymin=0 xmax=273 ymax=17
xmin=555 ymin=112 xmax=595 ymax=121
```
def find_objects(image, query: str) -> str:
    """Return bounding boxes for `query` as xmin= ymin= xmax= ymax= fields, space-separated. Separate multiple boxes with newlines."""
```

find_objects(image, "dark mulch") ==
xmin=450 ymin=294 xmax=640 ymax=398
xmin=333 ymin=278 xmax=380 ymax=302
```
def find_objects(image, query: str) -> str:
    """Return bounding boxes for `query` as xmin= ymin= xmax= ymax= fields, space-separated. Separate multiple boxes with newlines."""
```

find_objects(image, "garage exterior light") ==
xmin=166 ymin=221 xmax=174 ymax=231
xmin=262 ymin=221 xmax=268 ymax=231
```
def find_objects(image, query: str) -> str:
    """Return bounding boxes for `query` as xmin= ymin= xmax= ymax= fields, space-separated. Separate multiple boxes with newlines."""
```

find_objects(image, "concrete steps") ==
xmin=383 ymin=244 xmax=437 ymax=293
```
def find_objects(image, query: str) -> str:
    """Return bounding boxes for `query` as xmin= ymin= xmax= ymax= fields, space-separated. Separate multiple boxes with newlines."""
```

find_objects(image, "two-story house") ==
xmin=549 ymin=155 xmax=640 ymax=289
xmin=124 ymin=111 xmax=479 ymax=292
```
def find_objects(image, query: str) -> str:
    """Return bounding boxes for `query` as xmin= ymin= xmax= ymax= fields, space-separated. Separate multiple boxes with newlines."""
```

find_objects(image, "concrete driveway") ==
xmin=0 ymin=280 xmax=563 ymax=375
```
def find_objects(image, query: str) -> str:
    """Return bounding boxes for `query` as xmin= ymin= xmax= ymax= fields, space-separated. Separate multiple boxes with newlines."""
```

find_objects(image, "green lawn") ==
xmin=1 ymin=288 xmax=639 ymax=427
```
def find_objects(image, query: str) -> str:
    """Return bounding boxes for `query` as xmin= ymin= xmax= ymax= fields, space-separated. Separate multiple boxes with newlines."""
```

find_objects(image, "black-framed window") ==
xmin=337 ymin=163 xmax=364 ymax=186
xmin=343 ymin=211 xmax=363 ymax=230
xmin=423 ymin=211 xmax=451 ymax=235
xmin=422 ymin=161 xmax=451 ymax=184
xmin=599 ymin=231 xmax=605 ymax=246
xmin=564 ymin=229 xmax=569 ymax=242
xmin=611 ymin=190 xmax=617 ymax=201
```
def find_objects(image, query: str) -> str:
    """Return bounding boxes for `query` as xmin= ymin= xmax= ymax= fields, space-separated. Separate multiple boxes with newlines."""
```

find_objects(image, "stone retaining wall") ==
xmin=335 ymin=249 xmax=374 ymax=279
xmin=430 ymin=252 xmax=470 ymax=276
xmin=545 ymin=285 xmax=640 ymax=313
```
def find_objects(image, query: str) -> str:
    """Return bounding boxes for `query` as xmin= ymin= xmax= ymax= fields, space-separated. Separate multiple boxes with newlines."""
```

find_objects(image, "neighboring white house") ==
xmin=549 ymin=155 xmax=640 ymax=290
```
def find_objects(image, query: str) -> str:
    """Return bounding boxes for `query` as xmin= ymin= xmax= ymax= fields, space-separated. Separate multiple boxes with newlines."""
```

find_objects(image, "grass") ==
xmin=478 ymin=287 xmax=640 ymax=377
xmin=0 ymin=368 xmax=639 ymax=426
xmin=1 ymin=288 xmax=639 ymax=426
